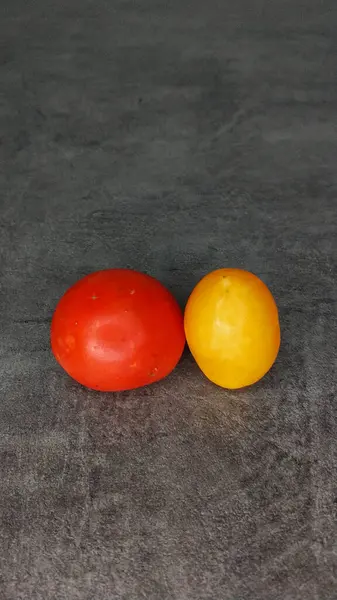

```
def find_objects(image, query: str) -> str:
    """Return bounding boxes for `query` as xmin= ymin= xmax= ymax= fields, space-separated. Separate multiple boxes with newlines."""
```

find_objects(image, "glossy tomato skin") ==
xmin=51 ymin=269 xmax=185 ymax=391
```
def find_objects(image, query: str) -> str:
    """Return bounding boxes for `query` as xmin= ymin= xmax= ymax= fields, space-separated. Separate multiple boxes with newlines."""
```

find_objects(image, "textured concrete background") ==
xmin=1 ymin=1 xmax=337 ymax=598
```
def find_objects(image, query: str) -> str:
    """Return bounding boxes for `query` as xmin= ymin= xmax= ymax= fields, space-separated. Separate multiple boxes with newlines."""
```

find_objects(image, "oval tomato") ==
xmin=184 ymin=269 xmax=280 ymax=389
xmin=51 ymin=269 xmax=185 ymax=391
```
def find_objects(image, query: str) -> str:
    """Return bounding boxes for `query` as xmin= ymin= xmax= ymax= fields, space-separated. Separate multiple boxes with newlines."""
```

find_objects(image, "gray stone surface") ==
xmin=1 ymin=0 xmax=337 ymax=598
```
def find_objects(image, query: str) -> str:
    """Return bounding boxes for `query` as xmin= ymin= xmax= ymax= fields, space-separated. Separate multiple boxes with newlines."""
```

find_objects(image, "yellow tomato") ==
xmin=184 ymin=269 xmax=281 ymax=389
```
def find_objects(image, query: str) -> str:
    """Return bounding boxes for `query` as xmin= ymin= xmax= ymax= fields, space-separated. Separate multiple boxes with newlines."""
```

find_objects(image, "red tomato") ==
xmin=51 ymin=269 xmax=185 ymax=391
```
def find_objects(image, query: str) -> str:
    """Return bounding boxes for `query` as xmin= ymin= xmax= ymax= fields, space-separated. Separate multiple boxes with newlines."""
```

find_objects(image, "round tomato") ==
xmin=51 ymin=269 xmax=185 ymax=391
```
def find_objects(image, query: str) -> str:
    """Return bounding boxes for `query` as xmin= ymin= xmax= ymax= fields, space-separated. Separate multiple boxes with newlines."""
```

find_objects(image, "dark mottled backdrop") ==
xmin=1 ymin=0 xmax=337 ymax=598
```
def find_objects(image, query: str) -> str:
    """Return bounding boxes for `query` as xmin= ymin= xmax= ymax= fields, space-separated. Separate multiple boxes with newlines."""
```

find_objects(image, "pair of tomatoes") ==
xmin=51 ymin=268 xmax=280 ymax=391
